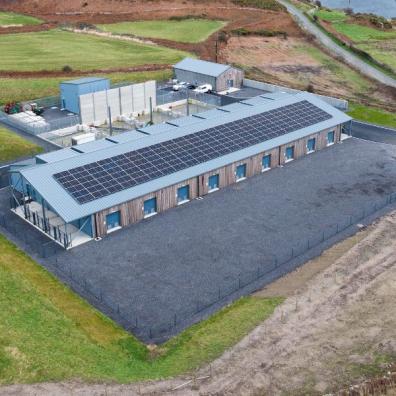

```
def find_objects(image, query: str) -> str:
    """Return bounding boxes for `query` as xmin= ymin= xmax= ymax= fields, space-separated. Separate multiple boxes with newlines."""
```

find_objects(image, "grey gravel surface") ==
xmin=1 ymin=138 xmax=396 ymax=342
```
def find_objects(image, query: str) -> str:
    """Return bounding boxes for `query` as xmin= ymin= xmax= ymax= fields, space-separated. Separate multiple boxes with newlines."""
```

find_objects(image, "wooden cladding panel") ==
xmin=94 ymin=125 xmax=342 ymax=236
xmin=95 ymin=177 xmax=198 ymax=237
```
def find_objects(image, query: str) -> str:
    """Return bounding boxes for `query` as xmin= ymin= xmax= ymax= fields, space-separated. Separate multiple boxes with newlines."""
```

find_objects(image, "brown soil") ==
xmin=222 ymin=35 xmax=396 ymax=111
xmin=0 ymin=0 xmax=300 ymax=62
xmin=1 ymin=212 xmax=396 ymax=396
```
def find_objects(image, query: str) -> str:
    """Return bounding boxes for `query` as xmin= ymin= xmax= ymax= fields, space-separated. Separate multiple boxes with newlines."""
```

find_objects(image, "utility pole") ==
xmin=107 ymin=106 xmax=113 ymax=136
xmin=149 ymin=97 xmax=153 ymax=125
xmin=186 ymin=89 xmax=190 ymax=116
xmin=215 ymin=33 xmax=219 ymax=63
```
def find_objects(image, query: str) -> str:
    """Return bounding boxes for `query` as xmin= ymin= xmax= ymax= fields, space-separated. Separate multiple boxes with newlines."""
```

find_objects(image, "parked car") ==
xmin=172 ymin=81 xmax=187 ymax=91
xmin=194 ymin=84 xmax=213 ymax=94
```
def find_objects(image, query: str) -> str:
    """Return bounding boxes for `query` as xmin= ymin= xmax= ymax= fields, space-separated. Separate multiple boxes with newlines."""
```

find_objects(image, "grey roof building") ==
xmin=10 ymin=92 xmax=351 ymax=248
xmin=173 ymin=58 xmax=244 ymax=92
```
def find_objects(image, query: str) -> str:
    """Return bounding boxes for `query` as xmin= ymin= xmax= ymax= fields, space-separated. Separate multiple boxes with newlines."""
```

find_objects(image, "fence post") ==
xmin=174 ymin=313 xmax=177 ymax=326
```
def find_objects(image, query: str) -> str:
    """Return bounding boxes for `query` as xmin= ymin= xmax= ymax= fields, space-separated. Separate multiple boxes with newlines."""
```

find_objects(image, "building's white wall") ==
xmin=79 ymin=80 xmax=157 ymax=125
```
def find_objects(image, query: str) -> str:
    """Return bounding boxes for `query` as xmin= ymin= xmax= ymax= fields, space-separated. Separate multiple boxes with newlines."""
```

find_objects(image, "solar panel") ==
xmin=54 ymin=101 xmax=332 ymax=204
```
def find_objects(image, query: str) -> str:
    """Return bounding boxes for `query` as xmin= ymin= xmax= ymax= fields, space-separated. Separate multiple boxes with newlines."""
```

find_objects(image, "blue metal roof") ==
xmin=137 ymin=122 xmax=177 ymax=135
xmin=60 ymin=77 xmax=108 ymax=86
xmin=20 ymin=92 xmax=352 ymax=223
xmin=106 ymin=131 xmax=146 ymax=144
xmin=36 ymin=148 xmax=80 ymax=164
xmin=174 ymin=58 xmax=231 ymax=78
xmin=70 ymin=139 xmax=116 ymax=153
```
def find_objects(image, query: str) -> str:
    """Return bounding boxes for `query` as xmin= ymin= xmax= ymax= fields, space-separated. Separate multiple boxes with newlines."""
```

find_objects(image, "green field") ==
xmin=0 ymin=127 xmax=42 ymax=162
xmin=0 ymin=69 xmax=173 ymax=106
xmin=0 ymin=30 xmax=190 ymax=72
xmin=0 ymin=235 xmax=282 ymax=384
xmin=314 ymin=9 xmax=396 ymax=71
xmin=98 ymin=19 xmax=226 ymax=43
xmin=0 ymin=12 xmax=42 ymax=26
xmin=348 ymin=103 xmax=396 ymax=129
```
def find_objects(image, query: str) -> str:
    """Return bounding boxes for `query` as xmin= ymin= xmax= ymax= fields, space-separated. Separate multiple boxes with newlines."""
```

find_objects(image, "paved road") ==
xmin=351 ymin=120 xmax=396 ymax=145
xmin=277 ymin=0 xmax=396 ymax=89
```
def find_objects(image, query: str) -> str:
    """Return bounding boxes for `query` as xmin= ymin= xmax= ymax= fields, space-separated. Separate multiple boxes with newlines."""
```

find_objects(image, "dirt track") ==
xmin=2 ymin=212 xmax=396 ymax=395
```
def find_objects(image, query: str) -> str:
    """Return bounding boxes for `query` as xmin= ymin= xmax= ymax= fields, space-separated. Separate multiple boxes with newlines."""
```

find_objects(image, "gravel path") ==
xmin=277 ymin=0 xmax=396 ymax=89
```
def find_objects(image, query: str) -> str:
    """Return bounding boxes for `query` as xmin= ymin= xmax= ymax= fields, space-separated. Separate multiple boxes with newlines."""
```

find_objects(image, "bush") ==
xmin=62 ymin=65 xmax=73 ymax=73
xmin=168 ymin=14 xmax=207 ymax=21
xmin=231 ymin=0 xmax=285 ymax=12
xmin=217 ymin=30 xmax=228 ymax=43
xmin=306 ymin=83 xmax=315 ymax=93
xmin=231 ymin=28 xmax=288 ymax=38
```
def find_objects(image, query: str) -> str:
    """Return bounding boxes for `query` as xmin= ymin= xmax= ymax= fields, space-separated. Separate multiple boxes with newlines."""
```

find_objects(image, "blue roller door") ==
xmin=327 ymin=131 xmax=335 ymax=145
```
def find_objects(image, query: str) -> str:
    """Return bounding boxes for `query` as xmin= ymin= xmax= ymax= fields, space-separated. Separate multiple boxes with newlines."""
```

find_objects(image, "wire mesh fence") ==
xmin=1 ymin=192 xmax=396 ymax=341
xmin=156 ymin=90 xmax=222 ymax=107
xmin=0 ymin=109 xmax=80 ymax=136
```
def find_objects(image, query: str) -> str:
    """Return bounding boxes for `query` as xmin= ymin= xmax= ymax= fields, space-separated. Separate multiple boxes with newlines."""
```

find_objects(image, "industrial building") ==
xmin=9 ymin=92 xmax=351 ymax=248
xmin=60 ymin=77 xmax=110 ymax=114
xmin=173 ymin=58 xmax=244 ymax=92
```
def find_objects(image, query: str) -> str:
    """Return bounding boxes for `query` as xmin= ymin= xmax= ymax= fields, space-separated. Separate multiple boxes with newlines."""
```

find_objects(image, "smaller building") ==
xmin=60 ymin=77 xmax=110 ymax=114
xmin=173 ymin=58 xmax=244 ymax=92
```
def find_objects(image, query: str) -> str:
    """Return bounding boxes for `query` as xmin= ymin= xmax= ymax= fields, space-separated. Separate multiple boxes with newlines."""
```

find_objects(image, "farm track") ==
xmin=0 ymin=23 xmax=56 ymax=34
xmin=0 ymin=64 xmax=172 ymax=78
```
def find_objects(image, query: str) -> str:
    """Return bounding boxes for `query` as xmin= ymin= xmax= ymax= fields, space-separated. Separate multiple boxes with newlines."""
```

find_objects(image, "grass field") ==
xmin=314 ymin=9 xmax=396 ymax=71
xmin=98 ymin=19 xmax=226 ymax=43
xmin=0 ymin=30 xmax=190 ymax=72
xmin=0 ymin=235 xmax=282 ymax=384
xmin=348 ymin=103 xmax=396 ymax=129
xmin=0 ymin=127 xmax=42 ymax=162
xmin=0 ymin=69 xmax=172 ymax=105
xmin=0 ymin=12 xmax=42 ymax=26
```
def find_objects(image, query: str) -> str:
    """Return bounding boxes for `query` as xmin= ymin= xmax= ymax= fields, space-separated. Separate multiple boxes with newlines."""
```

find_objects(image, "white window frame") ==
xmin=208 ymin=174 xmax=220 ymax=193
xmin=327 ymin=130 xmax=335 ymax=146
xmin=285 ymin=146 xmax=294 ymax=163
xmin=306 ymin=138 xmax=316 ymax=154
xmin=262 ymin=154 xmax=271 ymax=172
xmin=235 ymin=164 xmax=247 ymax=182
xmin=143 ymin=198 xmax=157 ymax=219
xmin=176 ymin=185 xmax=190 ymax=205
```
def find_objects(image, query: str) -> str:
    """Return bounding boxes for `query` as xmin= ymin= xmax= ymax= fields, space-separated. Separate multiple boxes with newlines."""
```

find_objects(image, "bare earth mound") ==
xmin=2 ymin=211 xmax=396 ymax=395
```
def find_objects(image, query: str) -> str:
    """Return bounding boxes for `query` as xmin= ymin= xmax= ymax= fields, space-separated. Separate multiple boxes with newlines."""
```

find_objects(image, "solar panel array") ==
xmin=54 ymin=100 xmax=332 ymax=204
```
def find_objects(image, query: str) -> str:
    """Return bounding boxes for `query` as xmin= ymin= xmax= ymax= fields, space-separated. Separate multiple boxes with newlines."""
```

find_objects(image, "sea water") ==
xmin=319 ymin=0 xmax=396 ymax=18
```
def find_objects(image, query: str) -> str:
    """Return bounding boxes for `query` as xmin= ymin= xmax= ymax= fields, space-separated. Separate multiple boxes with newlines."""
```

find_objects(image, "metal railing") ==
xmin=156 ymin=90 xmax=222 ymax=107
xmin=8 ymin=199 xmax=72 ymax=250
